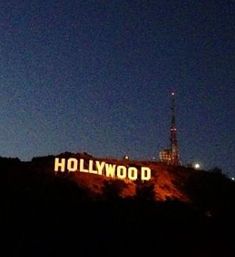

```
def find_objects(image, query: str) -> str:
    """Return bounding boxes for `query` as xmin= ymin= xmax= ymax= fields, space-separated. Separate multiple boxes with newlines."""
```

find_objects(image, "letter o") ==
xmin=117 ymin=166 xmax=127 ymax=179
xmin=67 ymin=158 xmax=78 ymax=172
xmin=128 ymin=167 xmax=138 ymax=180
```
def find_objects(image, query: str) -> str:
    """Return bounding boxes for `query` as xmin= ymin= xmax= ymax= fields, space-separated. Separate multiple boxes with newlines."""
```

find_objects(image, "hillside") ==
xmin=2 ymin=153 xmax=235 ymax=256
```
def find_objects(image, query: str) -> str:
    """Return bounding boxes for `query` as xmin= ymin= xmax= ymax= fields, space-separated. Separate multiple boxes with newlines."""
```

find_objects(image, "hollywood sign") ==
xmin=54 ymin=158 xmax=151 ymax=181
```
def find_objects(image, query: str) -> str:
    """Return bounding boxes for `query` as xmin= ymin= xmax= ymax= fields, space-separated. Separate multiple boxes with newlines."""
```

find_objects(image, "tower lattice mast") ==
xmin=170 ymin=92 xmax=180 ymax=165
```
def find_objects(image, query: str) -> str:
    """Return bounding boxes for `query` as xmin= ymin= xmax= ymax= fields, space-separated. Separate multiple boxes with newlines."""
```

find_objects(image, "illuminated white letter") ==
xmin=105 ymin=164 xmax=116 ymax=178
xmin=88 ymin=160 xmax=97 ymax=174
xmin=96 ymin=161 xmax=105 ymax=175
xmin=67 ymin=158 xmax=78 ymax=172
xmin=117 ymin=166 xmax=127 ymax=179
xmin=128 ymin=167 xmax=138 ymax=180
xmin=54 ymin=158 xmax=66 ymax=172
xmin=141 ymin=167 xmax=151 ymax=181
xmin=79 ymin=159 xmax=88 ymax=173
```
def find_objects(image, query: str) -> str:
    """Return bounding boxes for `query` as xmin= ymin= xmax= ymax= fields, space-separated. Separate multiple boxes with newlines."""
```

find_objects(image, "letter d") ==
xmin=141 ymin=167 xmax=151 ymax=181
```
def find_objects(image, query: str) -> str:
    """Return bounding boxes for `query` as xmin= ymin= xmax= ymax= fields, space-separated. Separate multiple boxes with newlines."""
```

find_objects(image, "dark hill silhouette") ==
xmin=2 ymin=153 xmax=235 ymax=256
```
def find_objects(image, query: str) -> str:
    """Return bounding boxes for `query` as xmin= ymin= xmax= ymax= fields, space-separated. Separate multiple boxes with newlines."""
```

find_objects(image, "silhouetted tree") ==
xmin=209 ymin=167 xmax=222 ymax=174
xmin=135 ymin=181 xmax=155 ymax=201
xmin=102 ymin=180 xmax=126 ymax=200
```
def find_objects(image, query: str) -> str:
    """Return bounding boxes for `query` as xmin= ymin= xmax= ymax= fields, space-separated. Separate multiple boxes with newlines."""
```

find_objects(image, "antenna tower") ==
xmin=170 ymin=92 xmax=180 ymax=165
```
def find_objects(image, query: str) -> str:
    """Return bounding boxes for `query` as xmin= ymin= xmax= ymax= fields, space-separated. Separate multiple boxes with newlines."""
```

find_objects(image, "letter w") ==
xmin=105 ymin=164 xmax=116 ymax=178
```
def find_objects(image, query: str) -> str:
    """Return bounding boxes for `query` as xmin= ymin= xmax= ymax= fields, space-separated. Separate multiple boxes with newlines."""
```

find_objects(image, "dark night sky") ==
xmin=0 ymin=0 xmax=234 ymax=175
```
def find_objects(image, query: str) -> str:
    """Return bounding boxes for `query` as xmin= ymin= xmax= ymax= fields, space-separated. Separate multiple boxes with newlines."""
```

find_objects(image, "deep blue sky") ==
xmin=0 ymin=0 xmax=234 ymax=175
